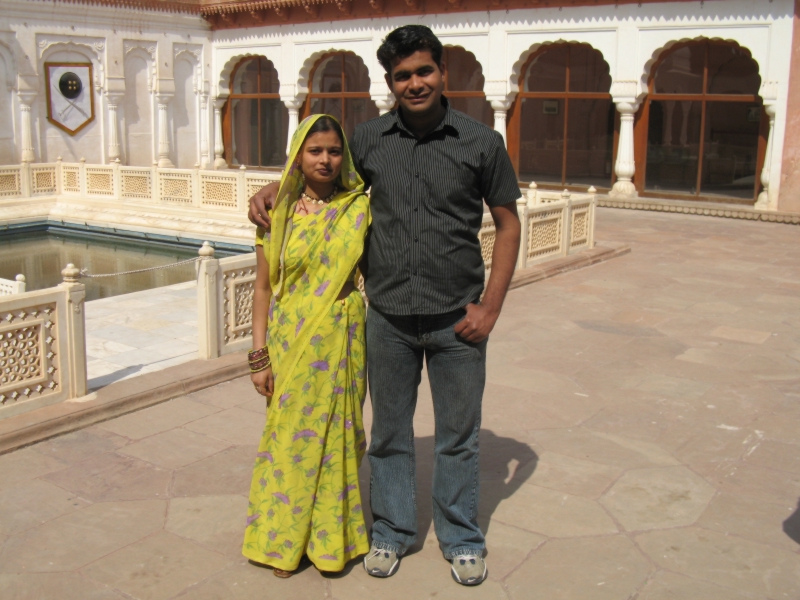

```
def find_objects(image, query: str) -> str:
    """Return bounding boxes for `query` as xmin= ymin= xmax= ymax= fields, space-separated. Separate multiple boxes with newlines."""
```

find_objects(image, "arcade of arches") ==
xmin=223 ymin=41 xmax=766 ymax=203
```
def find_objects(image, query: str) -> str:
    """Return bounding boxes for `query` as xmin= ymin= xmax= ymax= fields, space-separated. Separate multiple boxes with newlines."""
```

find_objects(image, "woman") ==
xmin=243 ymin=114 xmax=370 ymax=577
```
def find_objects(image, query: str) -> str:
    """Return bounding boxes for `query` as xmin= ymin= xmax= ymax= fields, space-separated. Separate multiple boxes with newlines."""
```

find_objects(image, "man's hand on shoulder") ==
xmin=454 ymin=303 xmax=499 ymax=344
xmin=248 ymin=181 xmax=280 ymax=229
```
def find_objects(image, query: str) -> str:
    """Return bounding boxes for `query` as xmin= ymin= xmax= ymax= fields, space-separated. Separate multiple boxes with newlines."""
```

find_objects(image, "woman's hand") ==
xmin=251 ymin=367 xmax=274 ymax=403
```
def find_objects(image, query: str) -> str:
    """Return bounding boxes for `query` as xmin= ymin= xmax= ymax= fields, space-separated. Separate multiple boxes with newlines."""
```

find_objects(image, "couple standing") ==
xmin=243 ymin=25 xmax=521 ymax=586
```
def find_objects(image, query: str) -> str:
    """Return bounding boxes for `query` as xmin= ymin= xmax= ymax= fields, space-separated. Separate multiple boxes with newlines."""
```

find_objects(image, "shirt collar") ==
xmin=383 ymin=95 xmax=458 ymax=138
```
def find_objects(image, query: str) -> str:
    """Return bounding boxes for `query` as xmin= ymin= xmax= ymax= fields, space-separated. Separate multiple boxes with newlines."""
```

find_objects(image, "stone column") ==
xmin=106 ymin=92 xmax=124 ymax=163
xmin=283 ymin=98 xmax=303 ymax=158
xmin=199 ymin=91 xmax=210 ymax=169
xmin=18 ymin=92 xmax=37 ymax=163
xmin=609 ymin=102 xmax=638 ymax=198
xmin=156 ymin=94 xmax=174 ymax=168
xmin=490 ymin=99 xmax=511 ymax=147
xmin=372 ymin=95 xmax=395 ymax=116
xmin=755 ymin=104 xmax=777 ymax=210
xmin=213 ymin=97 xmax=227 ymax=169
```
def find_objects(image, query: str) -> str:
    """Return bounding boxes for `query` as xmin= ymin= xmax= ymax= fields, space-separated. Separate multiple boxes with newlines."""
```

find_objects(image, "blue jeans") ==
xmin=366 ymin=305 xmax=487 ymax=559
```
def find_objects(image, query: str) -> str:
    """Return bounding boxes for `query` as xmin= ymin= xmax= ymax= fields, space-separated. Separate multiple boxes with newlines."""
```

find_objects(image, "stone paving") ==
xmin=85 ymin=281 xmax=199 ymax=391
xmin=1 ymin=207 xmax=800 ymax=599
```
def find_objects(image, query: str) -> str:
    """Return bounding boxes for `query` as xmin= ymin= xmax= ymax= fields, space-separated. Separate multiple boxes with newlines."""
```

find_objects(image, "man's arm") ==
xmin=454 ymin=202 xmax=520 ymax=343
xmin=248 ymin=181 xmax=279 ymax=229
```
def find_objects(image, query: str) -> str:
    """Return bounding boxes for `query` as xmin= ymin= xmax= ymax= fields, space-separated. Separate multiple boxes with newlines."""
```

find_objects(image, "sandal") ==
xmin=273 ymin=567 xmax=294 ymax=578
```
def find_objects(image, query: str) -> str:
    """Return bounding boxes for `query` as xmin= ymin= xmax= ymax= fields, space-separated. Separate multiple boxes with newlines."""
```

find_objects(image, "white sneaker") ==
xmin=363 ymin=544 xmax=400 ymax=578
xmin=451 ymin=554 xmax=488 ymax=586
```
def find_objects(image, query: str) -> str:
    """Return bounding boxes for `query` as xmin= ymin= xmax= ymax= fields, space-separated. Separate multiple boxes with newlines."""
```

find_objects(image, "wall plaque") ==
xmin=45 ymin=62 xmax=95 ymax=135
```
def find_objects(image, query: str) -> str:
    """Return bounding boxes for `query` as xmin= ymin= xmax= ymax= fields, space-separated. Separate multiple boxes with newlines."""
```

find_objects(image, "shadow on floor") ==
xmin=783 ymin=498 xmax=800 ymax=545
xmin=356 ymin=428 xmax=538 ymax=558
xmin=88 ymin=363 xmax=144 ymax=391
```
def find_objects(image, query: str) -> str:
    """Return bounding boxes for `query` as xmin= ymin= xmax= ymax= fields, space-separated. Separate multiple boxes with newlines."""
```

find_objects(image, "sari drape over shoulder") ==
xmin=243 ymin=115 xmax=371 ymax=572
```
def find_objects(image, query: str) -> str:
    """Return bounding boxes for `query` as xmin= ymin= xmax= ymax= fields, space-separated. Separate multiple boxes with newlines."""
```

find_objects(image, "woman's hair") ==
xmin=304 ymin=115 xmax=345 ymax=146
xmin=377 ymin=25 xmax=443 ymax=75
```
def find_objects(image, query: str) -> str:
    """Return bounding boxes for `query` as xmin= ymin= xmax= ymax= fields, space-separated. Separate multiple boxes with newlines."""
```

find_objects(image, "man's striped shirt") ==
xmin=350 ymin=97 xmax=520 ymax=315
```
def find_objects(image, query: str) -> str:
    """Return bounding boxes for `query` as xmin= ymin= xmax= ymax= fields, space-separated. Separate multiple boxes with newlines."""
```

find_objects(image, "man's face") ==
xmin=385 ymin=50 xmax=446 ymax=116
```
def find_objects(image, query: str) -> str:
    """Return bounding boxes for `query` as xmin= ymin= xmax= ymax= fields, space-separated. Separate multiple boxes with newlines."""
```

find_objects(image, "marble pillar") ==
xmin=282 ymin=98 xmax=302 ymax=158
xmin=609 ymin=102 xmax=638 ymax=198
xmin=19 ymin=92 xmax=37 ymax=163
xmin=106 ymin=92 xmax=124 ymax=163
xmin=156 ymin=94 xmax=174 ymax=168
xmin=213 ymin=97 xmax=227 ymax=169
xmin=372 ymin=95 xmax=395 ymax=116
xmin=200 ymin=92 xmax=210 ymax=169
xmin=490 ymin=99 xmax=511 ymax=147
xmin=755 ymin=104 xmax=777 ymax=210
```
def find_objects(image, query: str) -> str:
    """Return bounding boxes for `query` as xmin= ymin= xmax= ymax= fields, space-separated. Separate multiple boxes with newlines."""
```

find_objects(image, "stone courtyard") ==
xmin=1 ymin=207 xmax=799 ymax=599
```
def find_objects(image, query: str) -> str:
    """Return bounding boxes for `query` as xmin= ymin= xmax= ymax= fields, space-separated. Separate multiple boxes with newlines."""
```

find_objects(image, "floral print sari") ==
xmin=243 ymin=115 xmax=370 ymax=572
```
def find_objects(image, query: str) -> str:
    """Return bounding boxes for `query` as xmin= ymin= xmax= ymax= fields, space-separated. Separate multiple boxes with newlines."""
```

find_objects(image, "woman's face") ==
xmin=299 ymin=129 xmax=343 ymax=185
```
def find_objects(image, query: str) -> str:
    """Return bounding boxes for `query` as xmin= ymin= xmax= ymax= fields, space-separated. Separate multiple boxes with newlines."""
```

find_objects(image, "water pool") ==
xmin=0 ymin=229 xmax=246 ymax=301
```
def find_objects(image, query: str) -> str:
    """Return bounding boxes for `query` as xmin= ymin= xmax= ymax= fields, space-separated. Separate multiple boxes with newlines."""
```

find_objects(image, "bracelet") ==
xmin=249 ymin=357 xmax=271 ymax=373
xmin=248 ymin=345 xmax=269 ymax=363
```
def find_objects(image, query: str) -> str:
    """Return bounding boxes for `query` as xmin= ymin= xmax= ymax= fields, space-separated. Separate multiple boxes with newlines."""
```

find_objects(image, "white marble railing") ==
xmin=479 ymin=183 xmax=596 ymax=271
xmin=0 ymin=266 xmax=87 ymax=419
xmin=0 ymin=160 xmax=281 ymax=212
xmin=196 ymin=243 xmax=256 ymax=360
xmin=0 ymin=275 xmax=26 ymax=296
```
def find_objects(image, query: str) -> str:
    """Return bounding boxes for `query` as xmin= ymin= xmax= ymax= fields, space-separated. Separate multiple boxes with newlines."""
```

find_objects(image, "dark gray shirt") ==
xmin=350 ymin=98 xmax=520 ymax=315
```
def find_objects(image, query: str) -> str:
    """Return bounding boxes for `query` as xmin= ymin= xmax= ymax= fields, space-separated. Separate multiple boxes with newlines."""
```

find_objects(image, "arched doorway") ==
xmin=304 ymin=52 xmax=378 ymax=138
xmin=508 ymin=43 xmax=614 ymax=189
xmin=224 ymin=56 xmax=288 ymax=168
xmin=442 ymin=46 xmax=492 ymax=127
xmin=636 ymin=40 xmax=763 ymax=200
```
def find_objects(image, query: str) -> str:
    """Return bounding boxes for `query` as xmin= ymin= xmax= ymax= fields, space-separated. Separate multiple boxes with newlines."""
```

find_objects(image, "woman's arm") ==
xmin=251 ymin=248 xmax=274 ymax=398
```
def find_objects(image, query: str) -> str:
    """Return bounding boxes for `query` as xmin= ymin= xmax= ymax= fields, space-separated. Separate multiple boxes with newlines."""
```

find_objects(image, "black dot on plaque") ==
xmin=58 ymin=72 xmax=82 ymax=100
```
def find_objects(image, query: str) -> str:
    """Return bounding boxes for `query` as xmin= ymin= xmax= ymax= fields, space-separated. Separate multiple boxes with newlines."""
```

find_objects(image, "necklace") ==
xmin=300 ymin=185 xmax=338 ymax=205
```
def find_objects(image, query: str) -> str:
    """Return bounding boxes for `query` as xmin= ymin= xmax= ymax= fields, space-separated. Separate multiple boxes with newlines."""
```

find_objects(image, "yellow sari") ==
xmin=243 ymin=115 xmax=370 ymax=572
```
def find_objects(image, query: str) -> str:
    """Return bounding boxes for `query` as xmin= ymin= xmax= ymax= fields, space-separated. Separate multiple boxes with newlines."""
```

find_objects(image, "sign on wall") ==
xmin=45 ymin=62 xmax=95 ymax=135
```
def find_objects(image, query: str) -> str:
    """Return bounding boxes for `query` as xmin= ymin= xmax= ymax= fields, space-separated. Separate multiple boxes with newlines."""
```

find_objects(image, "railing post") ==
xmin=192 ymin=165 xmax=201 ymax=208
xmin=238 ymin=164 xmax=247 ymax=212
xmin=526 ymin=181 xmax=538 ymax=208
xmin=56 ymin=156 xmax=63 ymax=195
xmin=60 ymin=264 xmax=87 ymax=399
xmin=112 ymin=158 xmax=121 ymax=201
xmin=20 ymin=162 xmax=31 ymax=198
xmin=79 ymin=158 xmax=87 ymax=197
xmin=197 ymin=242 xmax=221 ymax=359
xmin=516 ymin=195 xmax=528 ymax=270
xmin=152 ymin=164 xmax=159 ymax=204
xmin=561 ymin=189 xmax=571 ymax=256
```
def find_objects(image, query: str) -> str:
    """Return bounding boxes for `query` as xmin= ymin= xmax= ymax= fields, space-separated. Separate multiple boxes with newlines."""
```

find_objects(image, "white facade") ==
xmin=0 ymin=0 xmax=794 ymax=209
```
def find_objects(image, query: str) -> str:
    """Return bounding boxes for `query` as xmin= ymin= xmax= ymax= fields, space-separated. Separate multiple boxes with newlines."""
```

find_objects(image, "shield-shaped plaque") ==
xmin=45 ymin=62 xmax=95 ymax=135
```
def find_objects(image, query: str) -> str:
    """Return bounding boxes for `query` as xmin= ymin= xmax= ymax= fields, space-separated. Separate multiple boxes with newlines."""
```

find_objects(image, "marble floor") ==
xmin=1 ymin=208 xmax=799 ymax=599
xmin=85 ymin=281 xmax=199 ymax=391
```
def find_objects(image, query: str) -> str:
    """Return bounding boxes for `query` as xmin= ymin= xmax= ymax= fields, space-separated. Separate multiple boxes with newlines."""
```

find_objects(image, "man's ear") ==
xmin=384 ymin=71 xmax=393 ymax=92
xmin=439 ymin=61 xmax=447 ymax=83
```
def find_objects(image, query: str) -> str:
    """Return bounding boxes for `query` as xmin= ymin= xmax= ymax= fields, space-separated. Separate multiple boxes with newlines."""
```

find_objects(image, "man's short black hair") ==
xmin=377 ymin=25 xmax=443 ymax=74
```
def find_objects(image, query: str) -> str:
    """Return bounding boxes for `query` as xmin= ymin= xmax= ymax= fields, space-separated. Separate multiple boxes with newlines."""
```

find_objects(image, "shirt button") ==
xmin=413 ymin=270 xmax=418 ymax=275
xmin=414 ymin=237 xmax=419 ymax=242
xmin=414 ymin=208 xmax=418 ymax=212
xmin=415 ymin=172 xmax=419 ymax=178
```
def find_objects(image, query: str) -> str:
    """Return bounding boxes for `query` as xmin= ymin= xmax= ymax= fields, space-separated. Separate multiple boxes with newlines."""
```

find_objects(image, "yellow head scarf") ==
xmin=269 ymin=114 xmax=365 ymax=298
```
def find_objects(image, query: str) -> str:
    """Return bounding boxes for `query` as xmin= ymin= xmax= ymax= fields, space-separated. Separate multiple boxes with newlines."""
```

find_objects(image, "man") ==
xmin=248 ymin=25 xmax=520 ymax=586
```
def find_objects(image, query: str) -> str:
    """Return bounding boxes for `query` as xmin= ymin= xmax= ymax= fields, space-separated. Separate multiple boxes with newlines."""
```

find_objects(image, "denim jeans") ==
xmin=366 ymin=305 xmax=487 ymax=559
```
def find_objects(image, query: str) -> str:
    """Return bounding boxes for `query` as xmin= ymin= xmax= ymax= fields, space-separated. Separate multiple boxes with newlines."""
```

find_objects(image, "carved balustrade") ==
xmin=0 ymin=265 xmax=87 ymax=419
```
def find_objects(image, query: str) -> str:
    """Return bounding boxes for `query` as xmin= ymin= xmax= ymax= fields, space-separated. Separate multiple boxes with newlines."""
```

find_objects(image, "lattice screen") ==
xmin=0 ymin=304 xmax=60 ymax=406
